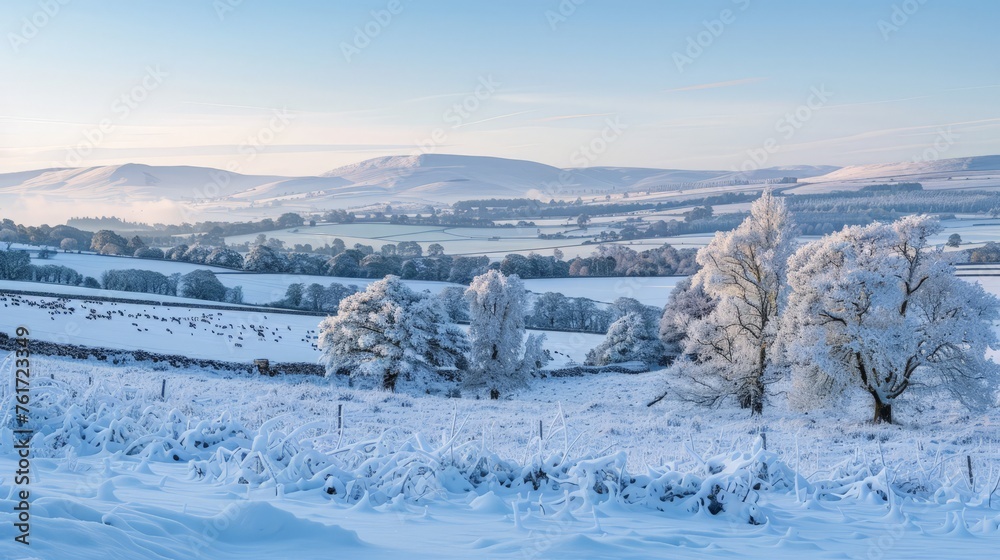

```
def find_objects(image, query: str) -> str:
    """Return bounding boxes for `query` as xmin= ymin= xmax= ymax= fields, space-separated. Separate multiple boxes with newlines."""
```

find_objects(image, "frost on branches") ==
xmin=317 ymin=276 xmax=469 ymax=391
xmin=586 ymin=312 xmax=663 ymax=366
xmin=659 ymin=277 xmax=716 ymax=363
xmin=464 ymin=270 xmax=546 ymax=399
xmin=781 ymin=215 xmax=1000 ymax=423
xmin=679 ymin=190 xmax=796 ymax=414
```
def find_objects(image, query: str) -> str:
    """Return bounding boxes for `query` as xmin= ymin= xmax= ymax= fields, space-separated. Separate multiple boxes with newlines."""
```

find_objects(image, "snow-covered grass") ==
xmin=2 ymin=356 xmax=999 ymax=558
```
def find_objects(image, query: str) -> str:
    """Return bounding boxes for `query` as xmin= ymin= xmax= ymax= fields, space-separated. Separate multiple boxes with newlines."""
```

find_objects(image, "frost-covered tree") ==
xmin=125 ymin=235 xmax=146 ymax=255
xmin=437 ymin=286 xmax=470 ymax=322
xmin=224 ymin=285 xmax=244 ymax=304
xmin=244 ymin=244 xmax=286 ymax=272
xmin=464 ymin=270 xmax=537 ymax=399
xmin=182 ymin=244 xmax=214 ymax=264
xmin=682 ymin=190 xmax=795 ymax=414
xmin=163 ymin=244 xmax=185 ymax=261
xmin=659 ymin=277 xmax=717 ymax=363
xmin=284 ymin=283 xmax=304 ymax=307
xmin=205 ymin=247 xmax=244 ymax=269
xmin=411 ymin=293 xmax=471 ymax=372
xmin=0 ymin=250 xmax=31 ymax=280
xmin=427 ymin=243 xmax=445 ymax=257
xmin=586 ymin=312 xmax=663 ymax=366
xmin=134 ymin=247 xmax=164 ymax=259
xmin=304 ymin=283 xmax=327 ymax=311
xmin=781 ymin=215 xmax=1000 ymax=423
xmin=60 ymin=238 xmax=78 ymax=252
xmin=90 ymin=230 xmax=127 ymax=254
xmin=318 ymin=276 xmax=468 ymax=391
xmin=179 ymin=270 xmax=227 ymax=301
xmin=519 ymin=333 xmax=551 ymax=375
xmin=529 ymin=292 xmax=569 ymax=329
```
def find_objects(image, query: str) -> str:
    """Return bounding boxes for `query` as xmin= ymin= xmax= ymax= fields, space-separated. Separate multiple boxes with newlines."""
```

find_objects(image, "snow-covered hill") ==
xmin=787 ymin=155 xmax=1000 ymax=194
xmin=0 ymin=155 xmax=841 ymax=225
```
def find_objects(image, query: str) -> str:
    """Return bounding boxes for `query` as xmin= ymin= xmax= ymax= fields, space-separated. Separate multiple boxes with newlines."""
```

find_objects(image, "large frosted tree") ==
xmin=682 ymin=190 xmax=796 ymax=414
xmin=781 ymin=215 xmax=1000 ymax=423
xmin=318 ymin=276 xmax=468 ymax=391
xmin=464 ymin=270 xmax=537 ymax=399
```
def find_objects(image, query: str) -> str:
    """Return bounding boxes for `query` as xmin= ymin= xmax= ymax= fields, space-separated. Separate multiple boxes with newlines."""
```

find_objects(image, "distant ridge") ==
xmin=2 ymin=153 xmax=999 ymax=225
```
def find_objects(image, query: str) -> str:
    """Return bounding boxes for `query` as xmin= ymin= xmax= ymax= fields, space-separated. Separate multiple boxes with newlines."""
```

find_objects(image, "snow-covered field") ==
xmin=0 ymin=292 xmax=599 ymax=367
xmin=0 ymin=280 xmax=263 ymax=309
xmin=1 ymin=357 xmax=998 ymax=558
xmin=521 ymin=276 xmax=686 ymax=307
xmin=25 ymin=250 xmax=689 ymax=307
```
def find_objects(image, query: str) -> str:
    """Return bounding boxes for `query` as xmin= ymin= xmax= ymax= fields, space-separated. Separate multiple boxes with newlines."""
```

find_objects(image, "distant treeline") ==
xmin=785 ymin=184 xmax=1000 ymax=217
xmin=145 ymin=241 xmax=699 ymax=282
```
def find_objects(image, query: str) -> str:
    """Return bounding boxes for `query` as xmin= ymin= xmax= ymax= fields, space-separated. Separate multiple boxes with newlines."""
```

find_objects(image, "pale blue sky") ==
xmin=1 ymin=0 xmax=998 ymax=175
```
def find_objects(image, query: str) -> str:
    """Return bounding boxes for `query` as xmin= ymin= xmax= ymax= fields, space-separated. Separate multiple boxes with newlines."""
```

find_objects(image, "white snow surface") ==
xmin=0 ymin=356 xmax=998 ymax=558
xmin=0 ymin=292 xmax=598 ymax=367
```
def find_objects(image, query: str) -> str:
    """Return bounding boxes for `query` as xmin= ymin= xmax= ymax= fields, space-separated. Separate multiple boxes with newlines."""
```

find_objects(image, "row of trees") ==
xmin=318 ymin=272 xmax=549 ymax=397
xmin=99 ymin=269 xmax=243 ymax=303
xmin=109 ymin=237 xmax=698 ymax=282
xmin=656 ymin=192 xmax=999 ymax=424
xmin=0 ymin=248 xmax=245 ymax=304
xmin=0 ymin=249 xmax=90 ymax=286
xmin=273 ymin=282 xmax=360 ymax=313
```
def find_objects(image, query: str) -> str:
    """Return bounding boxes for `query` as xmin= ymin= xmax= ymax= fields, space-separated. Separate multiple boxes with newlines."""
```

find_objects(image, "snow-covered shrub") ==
xmin=1 ymin=377 xmax=251 ymax=461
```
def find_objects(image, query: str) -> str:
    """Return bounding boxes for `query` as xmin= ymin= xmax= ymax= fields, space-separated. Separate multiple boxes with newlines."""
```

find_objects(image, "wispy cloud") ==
xmin=453 ymin=110 xmax=536 ymax=128
xmin=663 ymin=77 xmax=767 ymax=93
xmin=944 ymin=84 xmax=1000 ymax=92
xmin=535 ymin=112 xmax=614 ymax=123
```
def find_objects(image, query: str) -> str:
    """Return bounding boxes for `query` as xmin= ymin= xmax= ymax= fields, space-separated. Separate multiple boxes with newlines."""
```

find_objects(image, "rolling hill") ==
xmin=1 ymin=153 xmax=997 ymax=226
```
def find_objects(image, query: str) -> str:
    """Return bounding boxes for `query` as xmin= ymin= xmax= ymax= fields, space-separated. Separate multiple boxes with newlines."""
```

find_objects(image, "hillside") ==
xmin=4 ymin=154 xmax=999 ymax=226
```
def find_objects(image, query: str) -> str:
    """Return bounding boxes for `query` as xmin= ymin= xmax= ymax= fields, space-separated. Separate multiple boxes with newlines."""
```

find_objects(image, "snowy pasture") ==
xmin=0 ymin=293 xmax=599 ymax=368
xmin=223 ymin=223 xmax=617 ymax=258
xmin=25 ymin=249 xmax=688 ymax=307
xmin=521 ymin=276 xmax=686 ymax=307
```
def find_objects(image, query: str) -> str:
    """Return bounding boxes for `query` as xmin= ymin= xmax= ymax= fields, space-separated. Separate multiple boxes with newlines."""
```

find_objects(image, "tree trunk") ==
xmin=383 ymin=370 xmax=398 ymax=392
xmin=872 ymin=394 xmax=892 ymax=424
xmin=751 ymin=390 xmax=763 ymax=416
xmin=738 ymin=390 xmax=752 ymax=409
